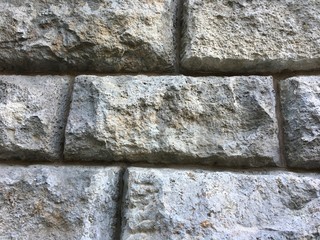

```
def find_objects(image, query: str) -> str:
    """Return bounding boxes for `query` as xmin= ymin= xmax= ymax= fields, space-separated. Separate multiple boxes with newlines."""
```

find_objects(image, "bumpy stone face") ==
xmin=0 ymin=165 xmax=121 ymax=240
xmin=280 ymin=76 xmax=320 ymax=169
xmin=0 ymin=0 xmax=176 ymax=73
xmin=0 ymin=75 xmax=72 ymax=161
xmin=181 ymin=0 xmax=320 ymax=74
xmin=65 ymin=75 xmax=279 ymax=167
xmin=122 ymin=167 xmax=320 ymax=239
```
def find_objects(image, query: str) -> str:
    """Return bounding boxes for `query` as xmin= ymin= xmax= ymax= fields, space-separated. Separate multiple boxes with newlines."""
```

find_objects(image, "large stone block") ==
xmin=181 ymin=0 xmax=320 ymax=74
xmin=121 ymin=167 xmax=320 ymax=239
xmin=280 ymin=76 xmax=320 ymax=169
xmin=0 ymin=0 xmax=176 ymax=73
xmin=0 ymin=165 xmax=122 ymax=240
xmin=0 ymin=75 xmax=72 ymax=161
xmin=65 ymin=75 xmax=279 ymax=167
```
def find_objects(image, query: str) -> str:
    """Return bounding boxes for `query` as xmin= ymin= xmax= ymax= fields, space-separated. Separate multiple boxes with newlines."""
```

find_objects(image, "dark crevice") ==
xmin=174 ymin=0 xmax=183 ymax=74
xmin=181 ymin=69 xmax=320 ymax=78
xmin=123 ymin=162 xmax=320 ymax=174
xmin=0 ymin=162 xmax=318 ymax=173
xmin=114 ymin=166 xmax=127 ymax=240
xmin=0 ymin=70 xmax=320 ymax=79
xmin=60 ymin=76 xmax=75 ymax=163
xmin=272 ymin=76 xmax=286 ymax=168
xmin=0 ymin=68 xmax=320 ymax=78
xmin=0 ymin=70 xmax=178 ymax=76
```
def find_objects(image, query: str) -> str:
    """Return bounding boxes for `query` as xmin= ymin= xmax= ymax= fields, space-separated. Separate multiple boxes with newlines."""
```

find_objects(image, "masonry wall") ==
xmin=0 ymin=0 xmax=319 ymax=239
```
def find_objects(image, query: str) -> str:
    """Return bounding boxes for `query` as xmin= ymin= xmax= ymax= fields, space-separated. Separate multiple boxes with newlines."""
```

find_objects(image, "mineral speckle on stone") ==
xmin=0 ymin=75 xmax=72 ymax=161
xmin=65 ymin=75 xmax=279 ymax=167
xmin=181 ymin=0 xmax=320 ymax=74
xmin=121 ymin=167 xmax=320 ymax=239
xmin=0 ymin=0 xmax=177 ymax=73
xmin=280 ymin=76 xmax=320 ymax=169
xmin=0 ymin=165 xmax=122 ymax=240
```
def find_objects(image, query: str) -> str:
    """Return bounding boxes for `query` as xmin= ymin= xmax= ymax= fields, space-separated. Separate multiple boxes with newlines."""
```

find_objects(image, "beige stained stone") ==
xmin=0 ymin=165 xmax=122 ymax=240
xmin=65 ymin=75 xmax=279 ymax=167
xmin=0 ymin=0 xmax=177 ymax=73
xmin=0 ymin=75 xmax=72 ymax=161
xmin=121 ymin=167 xmax=320 ymax=239
xmin=280 ymin=76 xmax=320 ymax=169
xmin=181 ymin=0 xmax=320 ymax=74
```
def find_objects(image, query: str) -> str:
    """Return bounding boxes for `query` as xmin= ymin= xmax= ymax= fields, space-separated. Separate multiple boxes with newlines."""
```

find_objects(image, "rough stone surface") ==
xmin=281 ymin=76 xmax=320 ymax=169
xmin=0 ymin=165 xmax=121 ymax=240
xmin=0 ymin=0 xmax=176 ymax=73
xmin=65 ymin=75 xmax=279 ymax=167
xmin=181 ymin=0 xmax=320 ymax=74
xmin=0 ymin=75 xmax=72 ymax=161
xmin=122 ymin=167 xmax=320 ymax=239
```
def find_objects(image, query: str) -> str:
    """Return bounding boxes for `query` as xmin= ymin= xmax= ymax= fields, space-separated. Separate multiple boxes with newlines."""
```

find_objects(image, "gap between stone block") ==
xmin=61 ymin=76 xmax=76 ymax=163
xmin=272 ymin=76 xmax=286 ymax=168
xmin=114 ymin=167 xmax=127 ymax=240
xmin=174 ymin=0 xmax=183 ymax=74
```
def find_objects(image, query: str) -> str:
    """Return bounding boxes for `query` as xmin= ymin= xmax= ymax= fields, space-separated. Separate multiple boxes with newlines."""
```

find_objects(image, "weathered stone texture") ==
xmin=0 ymin=76 xmax=72 ymax=161
xmin=281 ymin=76 xmax=320 ymax=169
xmin=181 ymin=0 xmax=320 ymax=74
xmin=65 ymin=75 xmax=279 ymax=167
xmin=0 ymin=0 xmax=176 ymax=73
xmin=0 ymin=165 xmax=121 ymax=240
xmin=122 ymin=167 xmax=320 ymax=239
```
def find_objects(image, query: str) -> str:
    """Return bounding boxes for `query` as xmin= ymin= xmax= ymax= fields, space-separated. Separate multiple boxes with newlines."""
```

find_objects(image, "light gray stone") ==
xmin=181 ymin=0 xmax=320 ymax=74
xmin=0 ymin=75 xmax=72 ymax=161
xmin=0 ymin=165 xmax=121 ymax=240
xmin=0 ymin=0 xmax=176 ymax=73
xmin=121 ymin=167 xmax=320 ymax=240
xmin=65 ymin=75 xmax=279 ymax=167
xmin=280 ymin=76 xmax=320 ymax=169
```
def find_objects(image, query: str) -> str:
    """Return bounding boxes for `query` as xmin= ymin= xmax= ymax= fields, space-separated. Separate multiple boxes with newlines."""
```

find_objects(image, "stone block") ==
xmin=0 ymin=75 xmax=72 ymax=161
xmin=65 ymin=75 xmax=279 ymax=167
xmin=0 ymin=0 xmax=177 ymax=73
xmin=181 ymin=0 xmax=320 ymax=74
xmin=280 ymin=76 xmax=320 ymax=169
xmin=121 ymin=167 xmax=320 ymax=239
xmin=0 ymin=165 xmax=122 ymax=240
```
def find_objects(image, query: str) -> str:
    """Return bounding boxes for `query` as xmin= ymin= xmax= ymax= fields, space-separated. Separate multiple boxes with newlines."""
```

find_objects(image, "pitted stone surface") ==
xmin=65 ymin=75 xmax=279 ymax=167
xmin=121 ymin=167 xmax=320 ymax=239
xmin=0 ymin=0 xmax=176 ymax=73
xmin=181 ymin=0 xmax=320 ymax=74
xmin=0 ymin=165 xmax=121 ymax=240
xmin=281 ymin=76 xmax=320 ymax=169
xmin=0 ymin=75 xmax=72 ymax=161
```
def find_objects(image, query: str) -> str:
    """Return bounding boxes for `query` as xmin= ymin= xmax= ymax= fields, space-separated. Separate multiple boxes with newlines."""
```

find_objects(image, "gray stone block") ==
xmin=121 ymin=167 xmax=320 ymax=239
xmin=0 ymin=75 xmax=72 ymax=161
xmin=65 ymin=75 xmax=279 ymax=167
xmin=0 ymin=165 xmax=122 ymax=240
xmin=280 ymin=76 xmax=320 ymax=169
xmin=181 ymin=0 xmax=320 ymax=74
xmin=0 ymin=0 xmax=177 ymax=73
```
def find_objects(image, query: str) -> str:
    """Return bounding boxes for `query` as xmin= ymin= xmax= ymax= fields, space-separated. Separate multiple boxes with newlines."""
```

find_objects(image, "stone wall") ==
xmin=0 ymin=0 xmax=319 ymax=239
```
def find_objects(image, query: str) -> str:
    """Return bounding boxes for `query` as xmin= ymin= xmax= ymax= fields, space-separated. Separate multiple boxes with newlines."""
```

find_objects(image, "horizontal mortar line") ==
xmin=0 ymin=71 xmax=179 ymax=77
xmin=123 ymin=163 xmax=320 ymax=174
xmin=0 ymin=162 xmax=318 ymax=174
xmin=180 ymin=69 xmax=320 ymax=78
xmin=1 ymin=69 xmax=320 ymax=78
xmin=0 ymin=161 xmax=128 ymax=168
